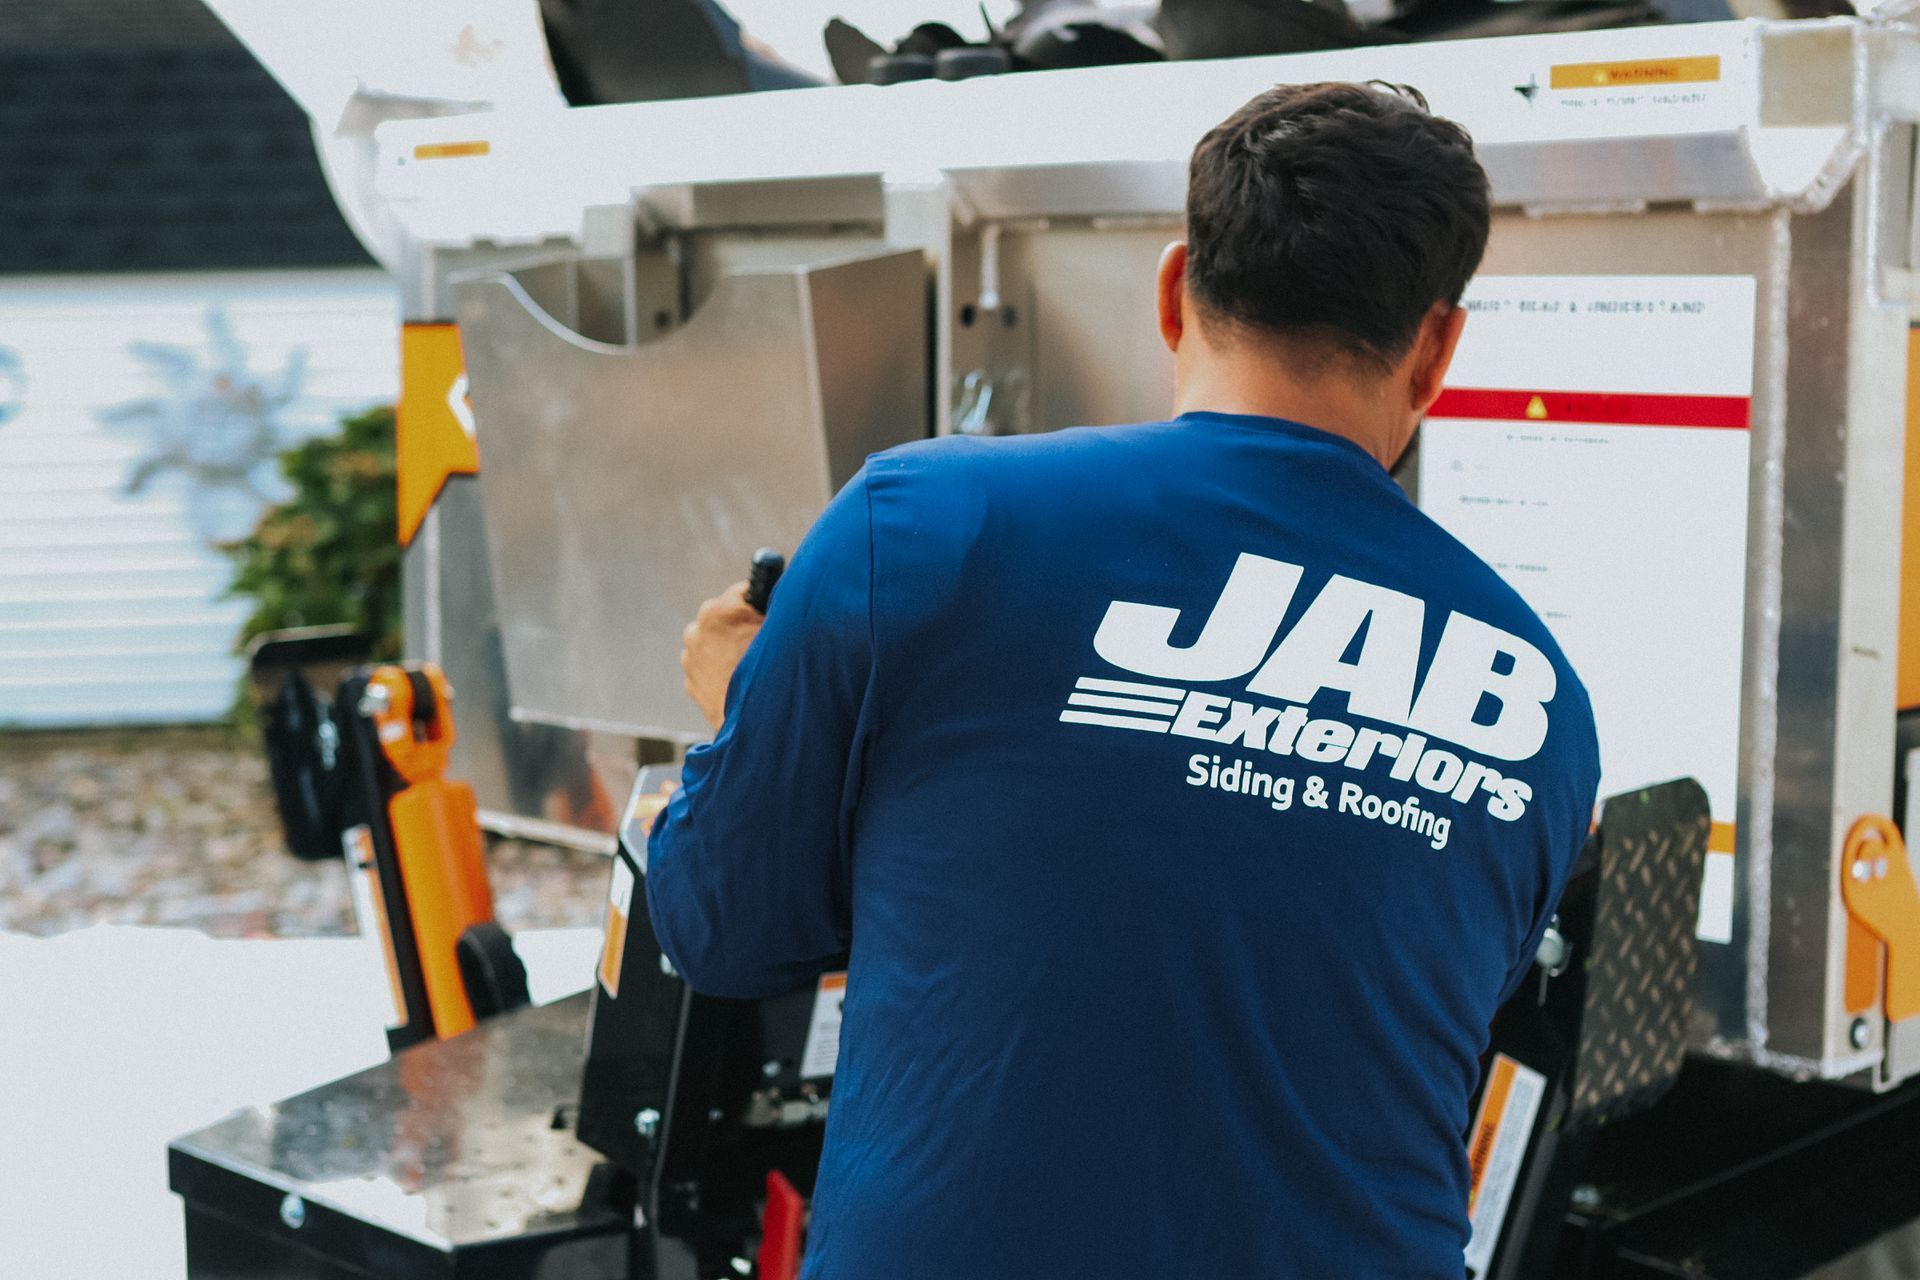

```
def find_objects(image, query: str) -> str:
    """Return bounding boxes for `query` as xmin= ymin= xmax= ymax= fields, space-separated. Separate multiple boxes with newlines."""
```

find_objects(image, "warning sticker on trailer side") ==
xmin=1422 ymin=276 xmax=1755 ymax=942
xmin=342 ymin=824 xmax=406 ymax=1031
xmin=597 ymin=857 xmax=635 ymax=999
xmin=1550 ymin=55 xmax=1720 ymax=90
xmin=800 ymin=972 xmax=848 ymax=1079
xmin=1463 ymin=1053 xmax=1547 ymax=1275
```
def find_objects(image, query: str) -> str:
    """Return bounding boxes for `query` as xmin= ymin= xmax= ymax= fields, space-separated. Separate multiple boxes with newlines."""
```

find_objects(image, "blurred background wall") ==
xmin=0 ymin=0 xmax=398 ymax=727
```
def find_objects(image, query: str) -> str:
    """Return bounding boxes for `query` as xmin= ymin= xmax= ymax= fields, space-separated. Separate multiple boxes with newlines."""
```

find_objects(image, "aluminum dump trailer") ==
xmin=287 ymin=10 xmax=1920 ymax=1088
xmin=177 ymin=7 xmax=1920 ymax=1279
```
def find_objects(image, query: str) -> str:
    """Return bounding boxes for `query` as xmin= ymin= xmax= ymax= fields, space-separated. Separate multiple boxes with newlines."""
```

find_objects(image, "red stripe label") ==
xmin=1430 ymin=387 xmax=1750 ymax=429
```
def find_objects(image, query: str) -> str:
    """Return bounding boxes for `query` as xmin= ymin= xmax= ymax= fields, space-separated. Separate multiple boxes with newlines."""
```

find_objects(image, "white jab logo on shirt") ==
xmin=1059 ymin=553 xmax=1555 ymax=832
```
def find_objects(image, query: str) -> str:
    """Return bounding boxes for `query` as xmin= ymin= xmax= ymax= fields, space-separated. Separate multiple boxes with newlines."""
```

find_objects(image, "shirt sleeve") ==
xmin=1496 ymin=730 xmax=1602 ymax=1009
xmin=644 ymin=467 xmax=877 ymax=999
xmin=1495 ymin=807 xmax=1593 ymax=1009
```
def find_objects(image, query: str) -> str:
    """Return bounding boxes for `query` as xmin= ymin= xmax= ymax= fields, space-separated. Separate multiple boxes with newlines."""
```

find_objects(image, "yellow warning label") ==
xmin=343 ymin=824 xmax=408 ymax=1030
xmin=397 ymin=323 xmax=478 ymax=546
xmin=1525 ymin=396 xmax=1548 ymax=421
xmin=1899 ymin=327 xmax=1920 ymax=709
xmin=1550 ymin=56 xmax=1721 ymax=90
xmin=413 ymin=140 xmax=492 ymax=161
xmin=598 ymin=858 xmax=636 ymax=998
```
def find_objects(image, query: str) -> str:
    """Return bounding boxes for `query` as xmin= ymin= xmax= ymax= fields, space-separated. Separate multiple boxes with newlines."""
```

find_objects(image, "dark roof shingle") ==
xmin=0 ymin=0 xmax=230 ymax=50
xmin=0 ymin=2 xmax=373 ymax=273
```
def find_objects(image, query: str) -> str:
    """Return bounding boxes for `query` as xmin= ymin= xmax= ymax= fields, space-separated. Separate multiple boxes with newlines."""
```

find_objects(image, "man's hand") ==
xmin=683 ymin=582 xmax=762 ymax=732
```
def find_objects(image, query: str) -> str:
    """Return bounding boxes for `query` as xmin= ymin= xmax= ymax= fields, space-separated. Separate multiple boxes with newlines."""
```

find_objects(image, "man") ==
xmin=648 ymin=82 xmax=1600 ymax=1279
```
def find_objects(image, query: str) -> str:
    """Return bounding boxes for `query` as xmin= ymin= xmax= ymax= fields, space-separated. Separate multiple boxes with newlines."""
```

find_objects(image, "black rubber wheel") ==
xmin=456 ymin=922 xmax=532 ymax=1021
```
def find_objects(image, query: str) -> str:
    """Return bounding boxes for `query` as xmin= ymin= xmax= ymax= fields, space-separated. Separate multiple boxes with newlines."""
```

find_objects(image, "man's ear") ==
xmin=1409 ymin=303 xmax=1468 ymax=414
xmin=1156 ymin=241 xmax=1188 ymax=354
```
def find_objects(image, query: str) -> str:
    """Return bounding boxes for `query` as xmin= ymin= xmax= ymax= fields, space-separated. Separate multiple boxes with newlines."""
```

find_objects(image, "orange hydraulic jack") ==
xmin=252 ymin=632 xmax=527 ymax=1052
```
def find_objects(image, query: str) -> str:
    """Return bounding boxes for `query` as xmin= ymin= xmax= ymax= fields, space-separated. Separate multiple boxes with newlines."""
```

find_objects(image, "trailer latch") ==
xmin=1840 ymin=814 xmax=1920 ymax=1022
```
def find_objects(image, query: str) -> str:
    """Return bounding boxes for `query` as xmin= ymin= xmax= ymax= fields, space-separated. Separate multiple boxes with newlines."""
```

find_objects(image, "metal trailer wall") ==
xmin=371 ymin=17 xmax=1918 ymax=1083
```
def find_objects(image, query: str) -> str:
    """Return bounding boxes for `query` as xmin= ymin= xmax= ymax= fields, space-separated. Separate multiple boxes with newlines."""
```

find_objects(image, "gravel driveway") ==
xmin=0 ymin=727 xmax=610 ymax=938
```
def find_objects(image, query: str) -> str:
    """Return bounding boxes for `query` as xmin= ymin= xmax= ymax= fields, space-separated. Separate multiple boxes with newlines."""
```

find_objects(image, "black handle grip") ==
xmin=745 ymin=548 xmax=786 ymax=615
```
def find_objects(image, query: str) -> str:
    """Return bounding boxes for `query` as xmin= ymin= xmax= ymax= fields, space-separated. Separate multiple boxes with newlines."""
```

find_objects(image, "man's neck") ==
xmin=1170 ymin=362 xmax=1400 ymax=469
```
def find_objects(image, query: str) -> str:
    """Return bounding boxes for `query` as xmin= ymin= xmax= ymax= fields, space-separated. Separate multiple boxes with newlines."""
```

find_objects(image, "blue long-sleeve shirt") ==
xmin=647 ymin=412 xmax=1600 ymax=1280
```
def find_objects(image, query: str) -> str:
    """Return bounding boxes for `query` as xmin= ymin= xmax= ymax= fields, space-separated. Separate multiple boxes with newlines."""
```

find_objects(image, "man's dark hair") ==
xmin=1185 ymin=81 xmax=1490 ymax=368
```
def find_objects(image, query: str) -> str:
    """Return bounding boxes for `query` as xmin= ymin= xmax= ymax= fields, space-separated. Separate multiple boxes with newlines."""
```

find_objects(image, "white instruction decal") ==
xmin=800 ymin=972 xmax=847 ymax=1080
xmin=1696 ymin=850 xmax=1735 ymax=945
xmin=598 ymin=856 xmax=636 ymax=997
xmin=1421 ymin=275 xmax=1756 ymax=856
xmin=1464 ymin=1053 xmax=1548 ymax=1275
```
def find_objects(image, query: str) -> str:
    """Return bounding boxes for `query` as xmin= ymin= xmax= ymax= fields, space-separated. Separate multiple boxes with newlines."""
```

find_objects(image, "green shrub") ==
xmin=223 ymin=405 xmax=403 ymax=663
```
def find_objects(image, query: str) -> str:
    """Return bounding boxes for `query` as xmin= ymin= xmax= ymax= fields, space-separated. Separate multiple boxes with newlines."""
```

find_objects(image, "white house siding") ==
xmin=0 ymin=269 xmax=398 ymax=726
